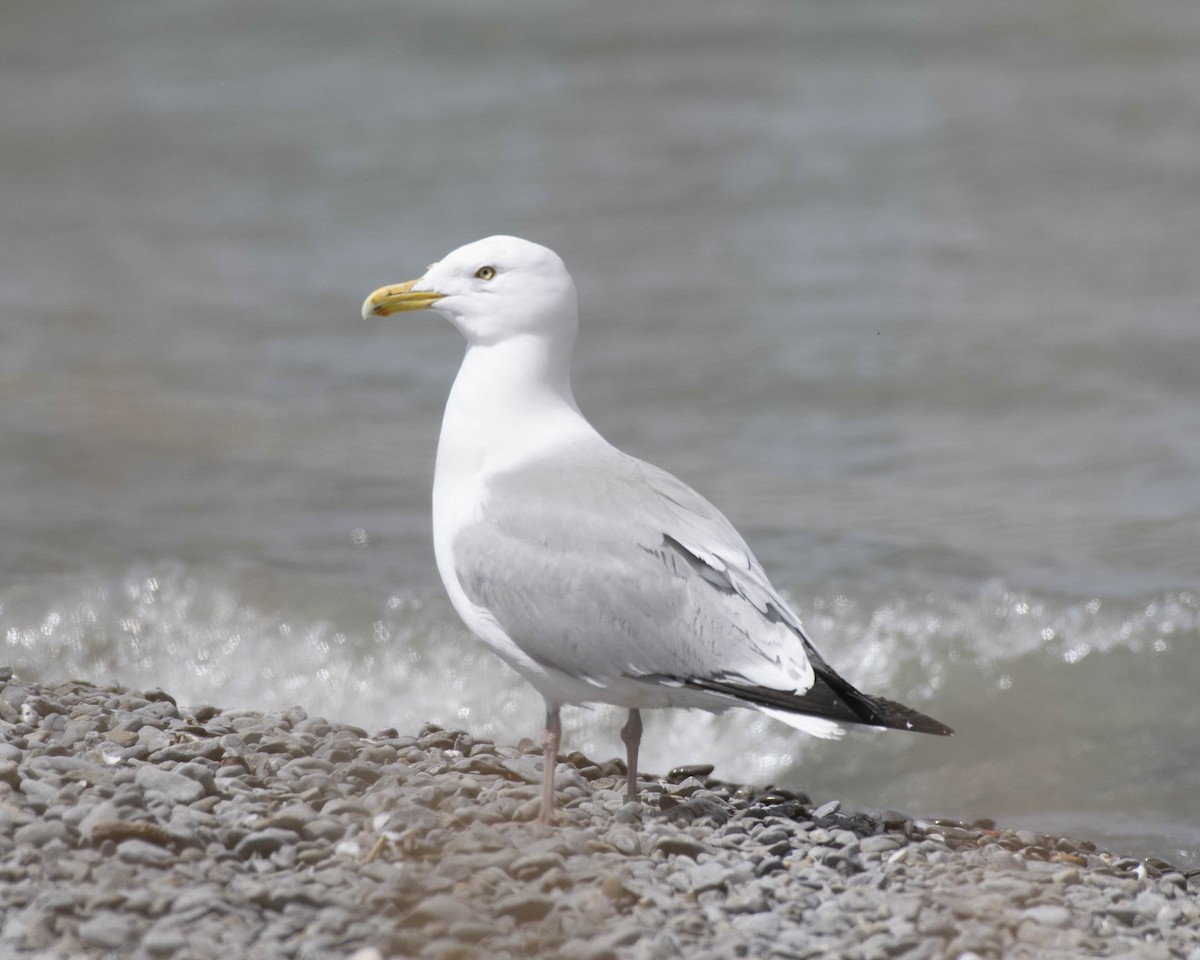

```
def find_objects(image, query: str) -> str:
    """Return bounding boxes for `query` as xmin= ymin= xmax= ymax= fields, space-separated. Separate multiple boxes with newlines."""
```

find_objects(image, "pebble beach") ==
xmin=1 ymin=672 xmax=1197 ymax=960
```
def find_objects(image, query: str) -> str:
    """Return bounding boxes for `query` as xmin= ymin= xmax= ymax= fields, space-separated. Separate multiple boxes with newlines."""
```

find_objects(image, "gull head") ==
xmin=361 ymin=235 xmax=578 ymax=347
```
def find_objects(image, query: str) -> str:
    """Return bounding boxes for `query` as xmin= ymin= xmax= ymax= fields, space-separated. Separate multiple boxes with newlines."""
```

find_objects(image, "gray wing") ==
xmin=451 ymin=441 xmax=820 ymax=692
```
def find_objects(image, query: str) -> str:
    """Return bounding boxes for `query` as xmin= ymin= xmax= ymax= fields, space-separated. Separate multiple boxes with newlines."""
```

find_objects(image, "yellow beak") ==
xmin=361 ymin=279 xmax=446 ymax=318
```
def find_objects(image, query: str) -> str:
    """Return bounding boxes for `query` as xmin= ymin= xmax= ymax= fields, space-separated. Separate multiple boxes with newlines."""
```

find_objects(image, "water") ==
xmin=3 ymin=0 xmax=1198 ymax=866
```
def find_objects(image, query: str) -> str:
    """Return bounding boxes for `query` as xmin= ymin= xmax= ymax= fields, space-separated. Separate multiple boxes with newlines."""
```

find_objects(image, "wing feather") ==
xmin=452 ymin=442 xmax=816 ymax=693
xmin=451 ymin=439 xmax=953 ymax=737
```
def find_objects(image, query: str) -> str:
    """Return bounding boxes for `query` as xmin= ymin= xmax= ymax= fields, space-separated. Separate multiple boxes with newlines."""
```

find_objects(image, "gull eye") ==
xmin=474 ymin=265 xmax=496 ymax=281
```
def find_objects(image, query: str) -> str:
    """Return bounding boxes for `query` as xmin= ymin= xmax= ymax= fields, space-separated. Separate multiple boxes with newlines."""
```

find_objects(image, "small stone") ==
xmin=142 ymin=923 xmax=187 ymax=957
xmin=407 ymin=894 xmax=477 ymax=926
xmin=78 ymin=913 xmax=136 ymax=949
xmin=1133 ymin=889 xmax=1169 ymax=917
xmin=667 ymin=776 xmax=707 ymax=797
xmin=1024 ymin=904 xmax=1071 ymax=928
xmin=666 ymin=763 xmax=714 ymax=783
xmin=732 ymin=912 xmax=781 ymax=939
xmin=831 ymin=828 xmax=860 ymax=848
xmin=117 ymin=839 xmax=176 ymax=867
xmin=604 ymin=824 xmax=642 ymax=856
xmin=18 ymin=778 xmax=59 ymax=804
xmin=448 ymin=921 xmax=494 ymax=943
xmin=1016 ymin=920 xmax=1061 ymax=947
xmin=499 ymin=757 xmax=543 ymax=785
xmin=134 ymin=764 xmax=205 ymax=804
xmin=686 ymin=860 xmax=730 ymax=894
xmin=755 ymin=828 xmax=790 ymax=847
xmin=172 ymin=761 xmax=217 ymax=796
xmin=509 ymin=851 xmax=566 ymax=880
xmin=754 ymin=857 xmax=785 ymax=877
xmin=303 ymin=817 xmax=348 ymax=843
xmin=148 ymin=738 xmax=224 ymax=763
xmin=22 ymin=695 xmax=66 ymax=718
xmin=861 ymin=835 xmax=902 ymax=854
xmin=22 ymin=754 xmax=103 ymax=779
xmin=93 ymin=818 xmax=179 ymax=850
xmin=562 ymin=922 xmax=647 ymax=960
xmin=494 ymin=892 xmax=554 ymax=923
xmin=813 ymin=800 xmax=841 ymax=818
xmin=234 ymin=828 xmax=298 ymax=859
xmin=601 ymin=874 xmax=627 ymax=901
xmin=652 ymin=834 xmax=706 ymax=860
xmin=985 ymin=847 xmax=1023 ymax=870
xmin=14 ymin=820 xmax=69 ymax=845
xmin=259 ymin=803 xmax=318 ymax=832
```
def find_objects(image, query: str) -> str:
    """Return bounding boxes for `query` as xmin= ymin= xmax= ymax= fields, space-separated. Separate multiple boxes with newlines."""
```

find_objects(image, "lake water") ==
xmin=3 ymin=0 xmax=1198 ymax=867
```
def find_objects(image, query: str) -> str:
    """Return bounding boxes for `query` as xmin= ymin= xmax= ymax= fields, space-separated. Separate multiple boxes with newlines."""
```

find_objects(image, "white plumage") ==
xmin=362 ymin=235 xmax=951 ymax=823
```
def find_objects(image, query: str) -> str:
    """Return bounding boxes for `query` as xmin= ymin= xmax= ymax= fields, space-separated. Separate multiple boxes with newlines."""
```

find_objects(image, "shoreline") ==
xmin=1 ymin=673 xmax=1197 ymax=960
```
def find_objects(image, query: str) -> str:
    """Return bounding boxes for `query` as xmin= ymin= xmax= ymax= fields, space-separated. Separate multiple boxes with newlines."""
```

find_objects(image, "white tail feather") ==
xmin=759 ymin=706 xmax=846 ymax=740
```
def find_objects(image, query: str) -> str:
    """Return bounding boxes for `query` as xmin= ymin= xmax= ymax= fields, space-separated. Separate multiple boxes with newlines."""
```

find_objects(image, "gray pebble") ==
xmin=173 ymin=760 xmax=217 ymax=796
xmin=985 ymin=846 xmax=1024 ymax=870
xmin=652 ymin=833 xmax=706 ymax=860
xmin=142 ymin=923 xmax=188 ymax=956
xmin=302 ymin=817 xmax=348 ymax=843
xmin=234 ymin=827 xmax=298 ymax=859
xmin=604 ymin=823 xmax=642 ymax=856
xmin=3 ymin=674 xmax=1197 ymax=960
xmin=509 ymin=850 xmax=566 ymax=880
xmin=860 ymin=835 xmax=902 ymax=854
xmin=686 ymin=860 xmax=731 ymax=894
xmin=14 ymin=819 xmax=69 ymax=845
xmin=831 ymin=828 xmax=860 ymax=848
xmin=117 ymin=838 xmax=177 ymax=866
xmin=134 ymin=763 xmax=206 ymax=804
xmin=494 ymin=892 xmax=555 ymax=922
xmin=147 ymin=737 xmax=224 ymax=763
xmin=1024 ymin=904 xmax=1072 ymax=928
xmin=18 ymin=777 xmax=60 ymax=804
xmin=407 ymin=893 xmax=477 ymax=925
xmin=78 ymin=912 xmax=137 ymax=949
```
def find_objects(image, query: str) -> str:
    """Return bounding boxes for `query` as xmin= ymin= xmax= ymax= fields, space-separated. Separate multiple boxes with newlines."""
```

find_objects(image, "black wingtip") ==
xmin=864 ymin=694 xmax=954 ymax=737
xmin=678 ymin=673 xmax=952 ymax=737
xmin=815 ymin=666 xmax=954 ymax=736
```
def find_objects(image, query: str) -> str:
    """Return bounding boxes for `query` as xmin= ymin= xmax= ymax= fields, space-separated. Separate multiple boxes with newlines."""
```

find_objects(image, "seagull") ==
xmin=362 ymin=236 xmax=952 ymax=824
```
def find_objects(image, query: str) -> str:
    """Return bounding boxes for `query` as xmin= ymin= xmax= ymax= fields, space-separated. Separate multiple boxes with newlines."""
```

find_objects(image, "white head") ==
xmin=362 ymin=235 xmax=578 ymax=348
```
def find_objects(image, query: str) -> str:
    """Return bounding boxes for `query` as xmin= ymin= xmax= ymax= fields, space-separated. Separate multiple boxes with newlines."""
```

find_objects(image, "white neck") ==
xmin=435 ymin=333 xmax=600 ymax=491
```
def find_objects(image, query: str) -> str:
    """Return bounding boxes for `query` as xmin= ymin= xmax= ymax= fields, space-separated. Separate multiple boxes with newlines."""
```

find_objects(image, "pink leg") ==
xmin=620 ymin=708 xmax=642 ymax=802
xmin=540 ymin=705 xmax=561 ymax=825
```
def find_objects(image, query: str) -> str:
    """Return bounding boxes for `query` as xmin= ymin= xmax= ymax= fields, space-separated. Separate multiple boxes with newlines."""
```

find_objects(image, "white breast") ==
xmin=430 ymin=341 xmax=603 ymax=687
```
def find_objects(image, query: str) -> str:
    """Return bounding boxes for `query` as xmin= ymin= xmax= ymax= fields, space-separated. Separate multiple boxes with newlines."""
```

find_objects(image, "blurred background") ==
xmin=2 ymin=0 xmax=1198 ymax=866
